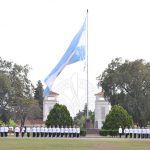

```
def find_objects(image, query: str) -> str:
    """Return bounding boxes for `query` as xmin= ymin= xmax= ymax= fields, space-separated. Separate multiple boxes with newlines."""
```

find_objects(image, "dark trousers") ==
xmin=138 ymin=134 xmax=141 ymax=138
xmin=134 ymin=134 xmax=136 ymax=138
xmin=119 ymin=133 xmax=122 ymax=138
xmin=77 ymin=133 xmax=80 ymax=138
xmin=33 ymin=132 xmax=36 ymax=137
xmin=5 ymin=132 xmax=8 ymax=137
xmin=65 ymin=133 xmax=68 ymax=137
xmin=16 ymin=132 xmax=19 ymax=137
xmin=1 ymin=132 xmax=3 ymax=137
xmin=27 ymin=133 xmax=30 ymax=137
xmin=61 ymin=133 xmax=64 ymax=137
xmin=21 ymin=132 xmax=24 ymax=138
xmin=37 ymin=133 xmax=39 ymax=137
xmin=69 ymin=133 xmax=72 ymax=138
xmin=49 ymin=133 xmax=52 ymax=137
xmin=130 ymin=133 xmax=132 ymax=138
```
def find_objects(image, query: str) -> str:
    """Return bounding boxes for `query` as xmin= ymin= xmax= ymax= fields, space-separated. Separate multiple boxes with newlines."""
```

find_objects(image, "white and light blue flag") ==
xmin=44 ymin=17 xmax=87 ymax=96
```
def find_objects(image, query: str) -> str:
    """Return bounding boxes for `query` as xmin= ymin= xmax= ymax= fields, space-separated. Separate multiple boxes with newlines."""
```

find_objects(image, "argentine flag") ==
xmin=44 ymin=17 xmax=87 ymax=96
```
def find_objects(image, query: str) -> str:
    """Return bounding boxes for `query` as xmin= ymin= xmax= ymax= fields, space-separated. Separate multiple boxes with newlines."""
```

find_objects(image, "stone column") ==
xmin=94 ymin=92 xmax=111 ymax=129
xmin=43 ymin=91 xmax=59 ymax=121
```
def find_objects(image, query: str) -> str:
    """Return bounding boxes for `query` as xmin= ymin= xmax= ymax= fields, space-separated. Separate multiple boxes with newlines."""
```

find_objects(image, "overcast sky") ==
xmin=1 ymin=0 xmax=150 ymax=116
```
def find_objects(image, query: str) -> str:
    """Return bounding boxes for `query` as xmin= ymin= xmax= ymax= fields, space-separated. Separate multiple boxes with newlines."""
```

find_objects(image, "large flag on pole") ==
xmin=44 ymin=17 xmax=87 ymax=96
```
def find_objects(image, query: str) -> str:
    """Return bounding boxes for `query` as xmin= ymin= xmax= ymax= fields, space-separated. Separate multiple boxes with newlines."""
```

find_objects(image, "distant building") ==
xmin=94 ymin=91 xmax=111 ymax=129
xmin=43 ymin=91 xmax=59 ymax=121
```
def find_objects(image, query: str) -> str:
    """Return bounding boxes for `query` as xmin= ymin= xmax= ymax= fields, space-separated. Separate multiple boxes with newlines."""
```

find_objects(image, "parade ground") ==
xmin=0 ymin=137 xmax=150 ymax=150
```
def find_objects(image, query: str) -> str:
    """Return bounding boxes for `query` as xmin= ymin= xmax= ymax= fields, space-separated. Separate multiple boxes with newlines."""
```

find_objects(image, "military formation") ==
xmin=119 ymin=126 xmax=150 ymax=139
xmin=0 ymin=125 xmax=80 ymax=138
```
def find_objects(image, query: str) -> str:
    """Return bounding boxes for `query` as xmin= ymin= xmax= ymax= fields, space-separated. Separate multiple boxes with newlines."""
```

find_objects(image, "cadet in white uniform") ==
xmin=32 ymin=126 xmax=36 ymax=137
xmin=15 ymin=126 xmax=20 ymax=137
xmin=48 ymin=126 xmax=52 ymax=137
xmin=72 ymin=126 xmax=76 ymax=138
xmin=60 ymin=126 xmax=64 ymax=137
xmin=52 ymin=126 xmax=56 ymax=137
xmin=21 ymin=126 xmax=25 ymax=138
xmin=76 ymin=127 xmax=80 ymax=138
xmin=26 ymin=126 xmax=31 ymax=137
xmin=56 ymin=125 xmax=60 ymax=137
xmin=44 ymin=126 xmax=48 ymax=137
xmin=69 ymin=126 xmax=72 ymax=138
xmin=124 ymin=127 xmax=129 ymax=138
xmin=137 ymin=127 xmax=141 ymax=138
xmin=64 ymin=126 xmax=68 ymax=138
xmin=129 ymin=127 xmax=133 ymax=138
xmin=1 ymin=125 xmax=5 ymax=137
xmin=36 ymin=126 xmax=40 ymax=137
xmin=118 ymin=126 xmax=122 ymax=138
xmin=4 ymin=125 xmax=9 ymax=137
xmin=40 ymin=126 xmax=44 ymax=137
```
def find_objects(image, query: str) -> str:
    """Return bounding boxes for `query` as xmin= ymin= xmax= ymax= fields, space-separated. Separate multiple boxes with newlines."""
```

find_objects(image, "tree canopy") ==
xmin=102 ymin=105 xmax=133 ymax=130
xmin=46 ymin=103 xmax=73 ymax=127
xmin=0 ymin=57 xmax=41 ymax=124
xmin=97 ymin=58 xmax=150 ymax=126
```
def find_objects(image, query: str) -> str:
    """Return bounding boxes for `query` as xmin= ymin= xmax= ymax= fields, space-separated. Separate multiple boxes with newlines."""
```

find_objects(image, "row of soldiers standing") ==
xmin=14 ymin=125 xmax=80 ymax=138
xmin=119 ymin=126 xmax=150 ymax=138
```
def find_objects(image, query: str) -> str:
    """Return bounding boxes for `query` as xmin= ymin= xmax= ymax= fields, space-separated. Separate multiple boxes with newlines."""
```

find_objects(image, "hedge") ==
xmin=99 ymin=129 xmax=119 ymax=136
xmin=80 ymin=129 xmax=86 ymax=136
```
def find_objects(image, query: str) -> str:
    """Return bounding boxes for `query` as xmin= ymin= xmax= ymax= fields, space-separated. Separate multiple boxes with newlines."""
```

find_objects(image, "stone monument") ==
xmin=43 ymin=91 xmax=59 ymax=121
xmin=94 ymin=91 xmax=111 ymax=129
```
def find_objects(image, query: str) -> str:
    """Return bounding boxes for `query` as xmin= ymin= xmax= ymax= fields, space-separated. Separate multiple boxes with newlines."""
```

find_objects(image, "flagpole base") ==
xmin=85 ymin=118 xmax=91 ymax=129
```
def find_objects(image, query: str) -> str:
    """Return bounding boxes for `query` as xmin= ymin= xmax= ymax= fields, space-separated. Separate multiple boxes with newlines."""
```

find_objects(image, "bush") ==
xmin=80 ymin=129 xmax=86 ymax=136
xmin=99 ymin=129 xmax=118 ymax=137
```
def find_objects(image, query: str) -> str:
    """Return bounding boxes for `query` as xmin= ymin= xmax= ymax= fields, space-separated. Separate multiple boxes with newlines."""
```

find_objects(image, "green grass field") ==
xmin=0 ymin=138 xmax=150 ymax=150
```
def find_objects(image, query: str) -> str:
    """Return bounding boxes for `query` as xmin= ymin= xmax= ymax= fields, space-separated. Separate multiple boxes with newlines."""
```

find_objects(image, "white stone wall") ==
xmin=94 ymin=96 xmax=111 ymax=129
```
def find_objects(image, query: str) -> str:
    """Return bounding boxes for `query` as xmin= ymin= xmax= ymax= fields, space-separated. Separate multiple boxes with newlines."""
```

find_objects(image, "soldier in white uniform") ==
xmin=1 ymin=125 xmax=5 ymax=137
xmin=133 ymin=127 xmax=137 ymax=138
xmin=72 ymin=126 xmax=76 ymax=138
xmin=60 ymin=126 xmax=64 ymax=137
xmin=4 ymin=125 xmax=9 ymax=137
xmin=21 ymin=126 xmax=25 ymax=138
xmin=44 ymin=126 xmax=48 ymax=137
xmin=52 ymin=125 xmax=56 ymax=137
xmin=137 ymin=127 xmax=141 ymax=138
xmin=118 ymin=126 xmax=122 ymax=138
xmin=56 ymin=125 xmax=60 ymax=137
xmin=129 ymin=127 xmax=133 ymax=138
xmin=40 ymin=126 xmax=44 ymax=137
xmin=15 ymin=126 xmax=20 ymax=137
xmin=48 ymin=126 xmax=52 ymax=137
xmin=32 ymin=126 xmax=36 ymax=137
xmin=124 ymin=127 xmax=129 ymax=138
xmin=36 ymin=126 xmax=40 ymax=137
xmin=69 ymin=126 xmax=72 ymax=138
xmin=64 ymin=126 xmax=68 ymax=138
xmin=76 ymin=126 xmax=80 ymax=138
xmin=141 ymin=127 xmax=145 ymax=139
xmin=26 ymin=126 xmax=31 ymax=138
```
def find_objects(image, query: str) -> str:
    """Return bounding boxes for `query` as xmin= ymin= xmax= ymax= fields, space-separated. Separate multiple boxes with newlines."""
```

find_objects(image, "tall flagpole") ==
xmin=86 ymin=9 xmax=89 ymax=119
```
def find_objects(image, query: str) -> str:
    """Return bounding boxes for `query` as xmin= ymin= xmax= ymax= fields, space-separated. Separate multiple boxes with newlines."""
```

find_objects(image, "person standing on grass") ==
xmin=124 ymin=127 xmax=129 ymax=138
xmin=15 ymin=126 xmax=20 ymax=137
xmin=76 ymin=126 xmax=80 ymax=138
xmin=48 ymin=126 xmax=52 ymax=138
xmin=129 ymin=127 xmax=133 ymax=138
xmin=4 ymin=125 xmax=9 ymax=137
xmin=64 ymin=126 xmax=68 ymax=138
xmin=21 ymin=126 xmax=25 ymax=138
xmin=60 ymin=126 xmax=64 ymax=138
xmin=26 ymin=126 xmax=31 ymax=138
xmin=36 ymin=126 xmax=40 ymax=137
xmin=118 ymin=126 xmax=122 ymax=138
xmin=32 ymin=126 xmax=36 ymax=138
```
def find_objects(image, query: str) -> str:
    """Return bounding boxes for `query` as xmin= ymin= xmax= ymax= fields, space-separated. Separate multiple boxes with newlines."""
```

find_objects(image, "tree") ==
xmin=34 ymin=80 xmax=44 ymax=113
xmin=97 ymin=58 xmax=150 ymax=126
xmin=102 ymin=105 xmax=133 ymax=130
xmin=74 ymin=103 xmax=94 ymax=129
xmin=46 ymin=104 xmax=73 ymax=127
xmin=0 ymin=57 xmax=39 ymax=124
